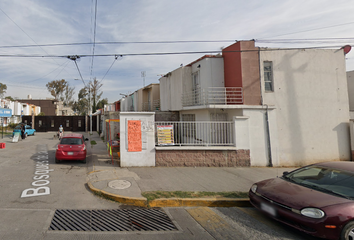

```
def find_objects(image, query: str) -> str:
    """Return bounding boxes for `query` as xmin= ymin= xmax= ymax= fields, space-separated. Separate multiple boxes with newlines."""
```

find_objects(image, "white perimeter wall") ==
xmin=260 ymin=48 xmax=350 ymax=166
xmin=120 ymin=112 xmax=155 ymax=167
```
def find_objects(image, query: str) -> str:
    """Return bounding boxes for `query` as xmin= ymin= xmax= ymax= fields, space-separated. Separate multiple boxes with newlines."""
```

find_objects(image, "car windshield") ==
xmin=60 ymin=138 xmax=83 ymax=145
xmin=14 ymin=125 xmax=21 ymax=129
xmin=283 ymin=166 xmax=354 ymax=199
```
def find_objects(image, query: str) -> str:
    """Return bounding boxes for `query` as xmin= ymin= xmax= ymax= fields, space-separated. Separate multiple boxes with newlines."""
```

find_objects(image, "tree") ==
xmin=62 ymin=84 xmax=75 ymax=107
xmin=96 ymin=98 xmax=108 ymax=110
xmin=46 ymin=79 xmax=67 ymax=100
xmin=89 ymin=78 xmax=103 ymax=113
xmin=72 ymin=88 xmax=88 ymax=116
xmin=5 ymin=96 xmax=14 ymax=101
xmin=0 ymin=83 xmax=7 ymax=98
xmin=46 ymin=79 xmax=75 ymax=107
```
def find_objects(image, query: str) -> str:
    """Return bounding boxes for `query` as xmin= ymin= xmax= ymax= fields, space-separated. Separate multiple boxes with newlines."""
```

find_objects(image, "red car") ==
xmin=249 ymin=161 xmax=354 ymax=240
xmin=55 ymin=133 xmax=88 ymax=163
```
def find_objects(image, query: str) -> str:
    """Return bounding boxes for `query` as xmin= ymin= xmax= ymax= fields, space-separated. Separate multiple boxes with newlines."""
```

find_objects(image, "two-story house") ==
xmin=159 ymin=40 xmax=350 ymax=167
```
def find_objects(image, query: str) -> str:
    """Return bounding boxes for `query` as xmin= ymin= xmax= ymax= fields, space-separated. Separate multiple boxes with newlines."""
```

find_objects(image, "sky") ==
xmin=1 ymin=0 xmax=354 ymax=103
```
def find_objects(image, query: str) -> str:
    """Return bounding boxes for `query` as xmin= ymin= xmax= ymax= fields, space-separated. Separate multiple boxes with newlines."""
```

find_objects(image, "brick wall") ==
xmin=156 ymin=150 xmax=250 ymax=167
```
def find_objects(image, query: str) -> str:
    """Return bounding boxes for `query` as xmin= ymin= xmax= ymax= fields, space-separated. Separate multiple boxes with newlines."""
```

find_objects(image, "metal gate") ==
xmin=22 ymin=115 xmax=98 ymax=132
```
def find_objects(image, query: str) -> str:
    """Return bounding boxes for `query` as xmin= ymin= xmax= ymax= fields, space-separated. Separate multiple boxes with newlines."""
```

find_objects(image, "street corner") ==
xmin=86 ymin=169 xmax=117 ymax=183
xmin=87 ymin=180 xmax=148 ymax=208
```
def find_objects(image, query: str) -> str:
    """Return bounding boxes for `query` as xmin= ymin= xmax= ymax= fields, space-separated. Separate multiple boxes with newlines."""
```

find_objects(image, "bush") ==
xmin=8 ymin=123 xmax=17 ymax=129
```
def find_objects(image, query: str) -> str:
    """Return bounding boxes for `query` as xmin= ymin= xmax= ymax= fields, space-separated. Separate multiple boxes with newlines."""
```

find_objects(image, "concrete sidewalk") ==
xmin=86 ymin=132 xmax=295 ymax=208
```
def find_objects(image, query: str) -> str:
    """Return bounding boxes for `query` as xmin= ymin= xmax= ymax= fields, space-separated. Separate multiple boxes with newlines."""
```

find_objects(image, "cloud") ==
xmin=1 ymin=0 xmax=354 ymax=102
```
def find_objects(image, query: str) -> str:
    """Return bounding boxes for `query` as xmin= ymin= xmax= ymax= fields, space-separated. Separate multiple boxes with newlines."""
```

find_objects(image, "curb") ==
xmin=87 ymin=180 xmax=251 ymax=208
xmin=149 ymin=198 xmax=251 ymax=208
xmin=87 ymin=181 xmax=148 ymax=207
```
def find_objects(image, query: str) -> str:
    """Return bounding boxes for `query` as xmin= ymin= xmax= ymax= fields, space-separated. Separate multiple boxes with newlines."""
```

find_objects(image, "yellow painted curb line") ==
xmin=87 ymin=181 xmax=148 ymax=208
xmin=149 ymin=197 xmax=251 ymax=208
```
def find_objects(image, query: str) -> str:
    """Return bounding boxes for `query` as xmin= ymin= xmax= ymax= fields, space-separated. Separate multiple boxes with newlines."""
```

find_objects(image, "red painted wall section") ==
xmin=115 ymin=101 xmax=121 ymax=111
xmin=223 ymin=40 xmax=262 ymax=105
xmin=223 ymin=42 xmax=243 ymax=88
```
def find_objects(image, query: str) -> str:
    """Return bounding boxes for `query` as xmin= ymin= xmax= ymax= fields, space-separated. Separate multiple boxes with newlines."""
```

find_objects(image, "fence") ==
xmin=155 ymin=121 xmax=234 ymax=146
xmin=182 ymin=87 xmax=243 ymax=107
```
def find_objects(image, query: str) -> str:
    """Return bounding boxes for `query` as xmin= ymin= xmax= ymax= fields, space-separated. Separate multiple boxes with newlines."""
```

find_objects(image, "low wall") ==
xmin=156 ymin=149 xmax=250 ymax=167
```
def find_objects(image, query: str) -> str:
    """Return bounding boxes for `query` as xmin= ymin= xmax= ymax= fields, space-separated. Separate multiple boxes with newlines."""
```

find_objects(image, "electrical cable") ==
xmin=0 ymin=45 xmax=352 ymax=58
xmin=258 ymin=21 xmax=354 ymax=39
xmin=0 ymin=40 xmax=237 ymax=49
xmin=99 ymin=55 xmax=120 ymax=83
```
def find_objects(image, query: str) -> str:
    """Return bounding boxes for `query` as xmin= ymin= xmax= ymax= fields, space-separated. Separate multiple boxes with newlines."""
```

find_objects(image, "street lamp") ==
xmin=74 ymin=79 xmax=92 ymax=134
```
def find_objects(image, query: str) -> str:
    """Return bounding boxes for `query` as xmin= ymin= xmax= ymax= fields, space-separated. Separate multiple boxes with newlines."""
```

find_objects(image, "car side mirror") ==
xmin=283 ymin=171 xmax=289 ymax=176
xmin=85 ymin=138 xmax=89 ymax=141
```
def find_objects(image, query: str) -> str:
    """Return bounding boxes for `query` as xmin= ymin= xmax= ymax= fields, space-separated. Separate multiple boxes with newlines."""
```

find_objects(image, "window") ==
xmin=264 ymin=61 xmax=274 ymax=92
xmin=66 ymin=120 xmax=70 ymax=127
xmin=78 ymin=120 xmax=81 ymax=128
xmin=39 ymin=120 xmax=42 ymax=127
xmin=51 ymin=120 xmax=54 ymax=128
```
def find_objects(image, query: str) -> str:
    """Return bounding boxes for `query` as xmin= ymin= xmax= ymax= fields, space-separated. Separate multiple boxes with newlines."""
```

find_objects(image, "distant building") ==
xmin=16 ymin=98 xmax=58 ymax=116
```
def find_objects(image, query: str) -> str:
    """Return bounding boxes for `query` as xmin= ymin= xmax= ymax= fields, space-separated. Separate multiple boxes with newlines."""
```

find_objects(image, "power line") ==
xmin=0 ymin=45 xmax=352 ymax=58
xmin=259 ymin=21 xmax=354 ymax=39
xmin=99 ymin=55 xmax=120 ymax=83
xmin=0 ymin=6 xmax=65 ymax=68
xmin=0 ymin=40 xmax=237 ymax=49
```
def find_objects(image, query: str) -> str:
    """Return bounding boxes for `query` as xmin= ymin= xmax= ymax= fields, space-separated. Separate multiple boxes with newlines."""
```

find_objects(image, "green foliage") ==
xmin=96 ymin=98 xmax=108 ymax=110
xmin=72 ymin=87 xmax=88 ymax=115
xmin=0 ymin=83 xmax=7 ymax=98
xmin=90 ymin=78 xmax=103 ymax=113
xmin=8 ymin=123 xmax=17 ymax=129
xmin=5 ymin=96 xmax=14 ymax=101
xmin=37 ymin=112 xmax=45 ymax=116
xmin=46 ymin=79 xmax=67 ymax=100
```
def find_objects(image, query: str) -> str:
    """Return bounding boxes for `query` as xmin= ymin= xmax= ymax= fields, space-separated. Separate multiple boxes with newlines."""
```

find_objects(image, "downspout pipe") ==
xmin=258 ymin=47 xmax=273 ymax=167
xmin=265 ymin=104 xmax=273 ymax=167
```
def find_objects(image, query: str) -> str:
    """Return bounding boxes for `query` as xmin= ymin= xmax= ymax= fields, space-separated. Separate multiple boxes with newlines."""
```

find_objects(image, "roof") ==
xmin=186 ymin=54 xmax=222 ymax=67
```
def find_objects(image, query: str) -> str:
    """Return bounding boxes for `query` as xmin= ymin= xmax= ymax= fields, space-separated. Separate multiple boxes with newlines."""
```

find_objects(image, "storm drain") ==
xmin=49 ymin=209 xmax=178 ymax=232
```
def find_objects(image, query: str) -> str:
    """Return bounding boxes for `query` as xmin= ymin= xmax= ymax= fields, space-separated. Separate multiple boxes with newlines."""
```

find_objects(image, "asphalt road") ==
xmin=0 ymin=132 xmax=324 ymax=240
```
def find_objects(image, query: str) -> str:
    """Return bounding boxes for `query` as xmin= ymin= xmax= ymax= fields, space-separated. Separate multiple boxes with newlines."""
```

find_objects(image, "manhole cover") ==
xmin=108 ymin=180 xmax=131 ymax=189
xmin=49 ymin=209 xmax=178 ymax=232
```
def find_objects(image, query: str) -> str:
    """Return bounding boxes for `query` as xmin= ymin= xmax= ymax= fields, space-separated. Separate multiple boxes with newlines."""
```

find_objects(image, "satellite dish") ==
xmin=342 ymin=45 xmax=352 ymax=55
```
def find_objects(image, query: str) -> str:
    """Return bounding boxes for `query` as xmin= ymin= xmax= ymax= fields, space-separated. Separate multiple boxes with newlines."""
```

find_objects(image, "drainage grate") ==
xmin=49 ymin=209 xmax=178 ymax=232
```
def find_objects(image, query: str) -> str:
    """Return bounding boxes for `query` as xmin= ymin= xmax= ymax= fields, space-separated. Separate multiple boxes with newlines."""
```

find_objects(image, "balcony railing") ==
xmin=155 ymin=121 xmax=234 ymax=146
xmin=182 ymin=87 xmax=243 ymax=107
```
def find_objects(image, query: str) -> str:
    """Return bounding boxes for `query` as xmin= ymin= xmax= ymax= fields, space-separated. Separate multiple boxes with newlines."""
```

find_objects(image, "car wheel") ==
xmin=341 ymin=221 xmax=354 ymax=240
xmin=82 ymin=158 xmax=86 ymax=164
xmin=55 ymin=158 xmax=60 ymax=163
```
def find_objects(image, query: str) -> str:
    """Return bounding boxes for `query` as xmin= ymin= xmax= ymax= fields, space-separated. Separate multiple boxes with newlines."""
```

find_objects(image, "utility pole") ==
xmin=141 ymin=71 xmax=146 ymax=87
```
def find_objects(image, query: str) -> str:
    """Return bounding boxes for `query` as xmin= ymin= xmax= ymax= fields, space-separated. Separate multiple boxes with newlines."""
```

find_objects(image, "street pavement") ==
xmin=86 ymin=131 xmax=296 ymax=207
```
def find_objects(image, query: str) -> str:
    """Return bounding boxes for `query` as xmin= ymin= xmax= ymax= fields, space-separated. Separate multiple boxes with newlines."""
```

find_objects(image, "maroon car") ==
xmin=55 ymin=133 xmax=88 ymax=163
xmin=249 ymin=161 xmax=354 ymax=240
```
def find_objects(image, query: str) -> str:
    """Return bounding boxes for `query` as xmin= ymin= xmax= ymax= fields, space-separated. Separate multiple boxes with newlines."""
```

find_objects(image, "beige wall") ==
xmin=260 ymin=48 xmax=350 ymax=165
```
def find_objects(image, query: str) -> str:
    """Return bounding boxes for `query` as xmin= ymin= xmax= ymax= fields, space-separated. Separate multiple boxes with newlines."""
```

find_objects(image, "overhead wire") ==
xmin=0 ymin=44 xmax=352 ymax=58
xmin=99 ymin=55 xmax=120 ymax=83
xmin=0 ymin=40 xmax=238 ymax=49
xmin=19 ymin=59 xmax=71 ymax=83
xmin=258 ymin=21 xmax=354 ymax=39
xmin=0 ymin=6 xmax=67 ymax=69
